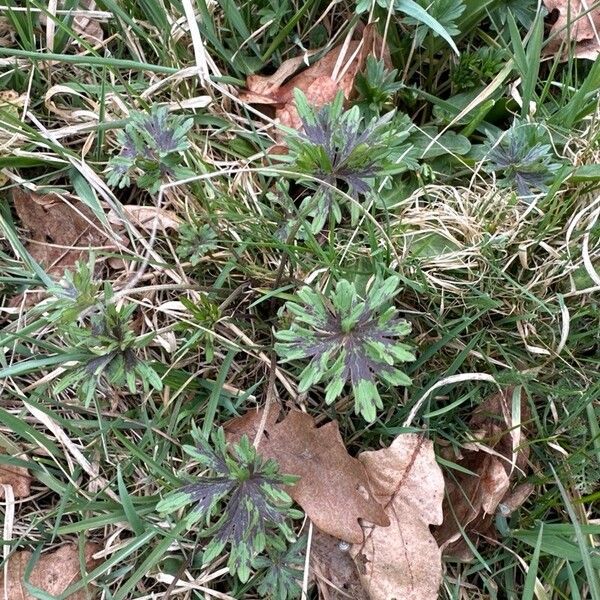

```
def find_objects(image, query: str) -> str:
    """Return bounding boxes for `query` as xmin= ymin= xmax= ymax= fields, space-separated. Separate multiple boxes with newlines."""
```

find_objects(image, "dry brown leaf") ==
xmin=0 ymin=460 xmax=32 ymax=498
xmin=12 ymin=188 xmax=108 ymax=279
xmin=433 ymin=388 xmax=531 ymax=559
xmin=310 ymin=529 xmax=367 ymax=600
xmin=543 ymin=0 xmax=600 ymax=60
xmin=1 ymin=542 xmax=101 ymax=599
xmin=240 ymin=24 xmax=391 ymax=132
xmin=224 ymin=407 xmax=389 ymax=543
xmin=107 ymin=205 xmax=181 ymax=232
xmin=350 ymin=434 xmax=444 ymax=600
xmin=9 ymin=188 xmax=110 ymax=308
xmin=41 ymin=1 xmax=103 ymax=47
xmin=502 ymin=482 xmax=535 ymax=513
xmin=72 ymin=0 xmax=104 ymax=46
xmin=0 ymin=16 xmax=16 ymax=48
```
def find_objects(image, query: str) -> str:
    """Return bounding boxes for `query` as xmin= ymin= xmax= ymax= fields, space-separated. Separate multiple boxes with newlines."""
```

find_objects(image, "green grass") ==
xmin=0 ymin=0 xmax=600 ymax=598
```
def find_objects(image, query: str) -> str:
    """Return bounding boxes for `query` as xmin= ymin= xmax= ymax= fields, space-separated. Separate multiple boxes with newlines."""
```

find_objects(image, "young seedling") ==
xmin=157 ymin=428 xmax=301 ymax=583
xmin=107 ymin=105 xmax=194 ymax=193
xmin=275 ymin=276 xmax=415 ymax=422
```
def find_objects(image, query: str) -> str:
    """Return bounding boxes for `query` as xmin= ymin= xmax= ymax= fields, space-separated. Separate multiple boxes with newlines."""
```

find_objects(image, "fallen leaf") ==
xmin=40 ymin=0 xmax=103 ymax=47
xmin=350 ymin=434 xmax=444 ymax=600
xmin=240 ymin=53 xmax=315 ymax=103
xmin=0 ymin=542 xmax=101 ymax=599
xmin=107 ymin=205 xmax=181 ymax=232
xmin=0 ymin=16 xmax=15 ymax=48
xmin=240 ymin=24 xmax=391 ymax=132
xmin=433 ymin=388 xmax=531 ymax=559
xmin=12 ymin=188 xmax=108 ymax=279
xmin=501 ymin=482 xmax=535 ymax=514
xmin=72 ymin=0 xmax=104 ymax=46
xmin=310 ymin=529 xmax=367 ymax=600
xmin=224 ymin=407 xmax=389 ymax=543
xmin=543 ymin=0 xmax=600 ymax=60
xmin=0 ymin=460 xmax=32 ymax=498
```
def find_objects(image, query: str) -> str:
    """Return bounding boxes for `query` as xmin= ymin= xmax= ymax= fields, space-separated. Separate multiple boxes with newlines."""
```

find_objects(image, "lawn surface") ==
xmin=1 ymin=1 xmax=600 ymax=599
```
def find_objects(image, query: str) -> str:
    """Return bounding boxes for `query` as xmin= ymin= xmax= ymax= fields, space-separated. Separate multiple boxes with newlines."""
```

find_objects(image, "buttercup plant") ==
xmin=275 ymin=276 xmax=415 ymax=422
xmin=53 ymin=282 xmax=163 ymax=405
xmin=107 ymin=105 xmax=194 ymax=193
xmin=285 ymin=89 xmax=410 ymax=233
xmin=481 ymin=120 xmax=562 ymax=200
xmin=157 ymin=428 xmax=301 ymax=582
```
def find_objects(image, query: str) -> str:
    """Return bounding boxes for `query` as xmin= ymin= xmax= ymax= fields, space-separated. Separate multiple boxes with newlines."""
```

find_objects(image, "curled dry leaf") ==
xmin=310 ymin=529 xmax=367 ymax=600
xmin=543 ymin=0 xmax=600 ymax=60
xmin=0 ymin=459 xmax=32 ymax=498
xmin=433 ymin=388 xmax=531 ymax=560
xmin=0 ymin=542 xmax=101 ymax=599
xmin=12 ymin=188 xmax=108 ymax=279
xmin=239 ymin=24 xmax=391 ymax=132
xmin=224 ymin=407 xmax=389 ymax=543
xmin=350 ymin=434 xmax=444 ymax=600
xmin=107 ymin=205 xmax=181 ymax=232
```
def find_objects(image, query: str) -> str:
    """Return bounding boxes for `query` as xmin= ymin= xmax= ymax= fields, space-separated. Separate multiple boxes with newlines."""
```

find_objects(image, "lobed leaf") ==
xmin=275 ymin=277 xmax=415 ymax=421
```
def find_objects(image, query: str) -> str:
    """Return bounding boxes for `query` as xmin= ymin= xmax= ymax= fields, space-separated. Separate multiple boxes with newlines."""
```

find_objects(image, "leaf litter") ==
xmin=543 ymin=0 xmax=600 ymax=60
xmin=433 ymin=388 xmax=532 ymax=559
xmin=225 ymin=406 xmax=389 ymax=543
xmin=350 ymin=434 xmax=444 ymax=600
xmin=40 ymin=0 xmax=104 ymax=48
xmin=226 ymin=407 xmax=445 ymax=599
xmin=239 ymin=23 xmax=391 ymax=133
xmin=310 ymin=530 xmax=367 ymax=600
xmin=12 ymin=188 xmax=108 ymax=280
xmin=0 ymin=459 xmax=31 ymax=498
xmin=0 ymin=542 xmax=101 ymax=600
xmin=8 ymin=188 xmax=112 ymax=308
xmin=107 ymin=204 xmax=181 ymax=231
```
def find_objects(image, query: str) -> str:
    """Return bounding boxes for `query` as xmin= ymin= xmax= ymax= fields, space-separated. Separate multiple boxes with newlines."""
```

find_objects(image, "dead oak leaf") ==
xmin=0 ymin=460 xmax=32 ymax=499
xmin=543 ymin=0 xmax=600 ymax=60
xmin=433 ymin=388 xmax=531 ymax=560
xmin=239 ymin=24 xmax=391 ymax=132
xmin=350 ymin=434 xmax=444 ymax=600
xmin=224 ymin=407 xmax=389 ymax=543
xmin=1 ymin=542 xmax=101 ymax=600
xmin=12 ymin=188 xmax=108 ymax=279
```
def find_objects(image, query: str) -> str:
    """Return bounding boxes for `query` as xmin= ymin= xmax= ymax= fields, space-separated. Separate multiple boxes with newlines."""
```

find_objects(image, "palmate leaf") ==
xmin=481 ymin=120 xmax=562 ymax=202
xmin=287 ymin=90 xmax=411 ymax=233
xmin=254 ymin=536 xmax=307 ymax=600
xmin=107 ymin=105 xmax=194 ymax=193
xmin=275 ymin=276 xmax=415 ymax=422
xmin=157 ymin=430 xmax=298 ymax=582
